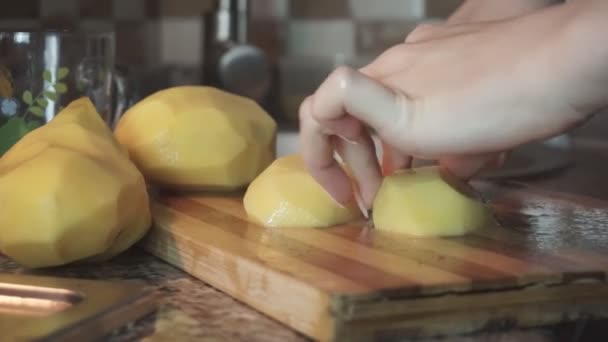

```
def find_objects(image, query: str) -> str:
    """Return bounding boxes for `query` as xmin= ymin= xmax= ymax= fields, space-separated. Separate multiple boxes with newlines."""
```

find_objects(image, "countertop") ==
xmin=3 ymin=140 xmax=608 ymax=342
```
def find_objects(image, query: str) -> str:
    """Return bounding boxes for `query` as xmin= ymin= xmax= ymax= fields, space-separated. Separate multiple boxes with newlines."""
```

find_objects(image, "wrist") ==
xmin=548 ymin=1 xmax=608 ymax=114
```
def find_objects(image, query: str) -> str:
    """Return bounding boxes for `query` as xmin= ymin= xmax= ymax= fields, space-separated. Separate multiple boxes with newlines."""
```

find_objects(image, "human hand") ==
xmin=299 ymin=2 xmax=604 ymax=208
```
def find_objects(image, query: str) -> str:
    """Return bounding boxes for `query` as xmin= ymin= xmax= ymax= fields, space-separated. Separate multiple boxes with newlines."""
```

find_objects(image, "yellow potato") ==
xmin=114 ymin=86 xmax=277 ymax=191
xmin=0 ymin=98 xmax=151 ymax=268
xmin=372 ymin=166 xmax=491 ymax=237
xmin=243 ymin=154 xmax=362 ymax=228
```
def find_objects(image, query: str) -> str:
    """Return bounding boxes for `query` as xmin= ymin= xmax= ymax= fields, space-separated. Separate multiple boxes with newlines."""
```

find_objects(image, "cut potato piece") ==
xmin=114 ymin=86 xmax=277 ymax=191
xmin=0 ymin=98 xmax=151 ymax=268
xmin=372 ymin=166 xmax=491 ymax=237
xmin=244 ymin=154 xmax=362 ymax=228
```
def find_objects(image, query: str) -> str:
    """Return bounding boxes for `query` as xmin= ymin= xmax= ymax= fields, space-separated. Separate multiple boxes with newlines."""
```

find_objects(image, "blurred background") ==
xmin=1 ymin=0 xmax=606 ymax=142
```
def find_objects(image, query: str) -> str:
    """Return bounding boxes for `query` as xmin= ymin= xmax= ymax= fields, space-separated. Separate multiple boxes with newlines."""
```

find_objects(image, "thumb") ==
xmin=311 ymin=66 xmax=414 ymax=146
xmin=405 ymin=22 xmax=485 ymax=44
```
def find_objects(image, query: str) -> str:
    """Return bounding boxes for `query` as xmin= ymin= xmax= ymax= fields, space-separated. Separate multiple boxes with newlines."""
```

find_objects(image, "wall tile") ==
xmin=349 ymin=0 xmax=425 ymax=20
xmin=289 ymin=0 xmax=350 ymax=19
xmin=80 ymin=0 xmax=113 ymax=18
xmin=144 ymin=0 xmax=161 ymax=17
xmin=250 ymin=19 xmax=285 ymax=62
xmin=115 ymin=21 xmax=160 ymax=66
xmin=40 ymin=0 xmax=79 ymax=18
xmin=251 ymin=0 xmax=288 ymax=19
xmin=425 ymin=0 xmax=463 ymax=18
xmin=0 ymin=19 xmax=41 ymax=30
xmin=157 ymin=0 xmax=213 ymax=17
xmin=158 ymin=17 xmax=203 ymax=66
xmin=287 ymin=20 xmax=355 ymax=57
xmin=21 ymin=0 xmax=472 ymax=77
xmin=0 ymin=0 xmax=40 ymax=19
xmin=112 ymin=0 xmax=147 ymax=21
xmin=78 ymin=19 xmax=114 ymax=32
xmin=356 ymin=20 xmax=418 ymax=56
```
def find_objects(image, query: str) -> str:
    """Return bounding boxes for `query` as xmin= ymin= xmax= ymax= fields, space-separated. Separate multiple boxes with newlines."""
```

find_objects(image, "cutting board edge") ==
xmin=329 ymin=281 xmax=608 ymax=341
xmin=329 ymin=280 xmax=608 ymax=320
xmin=145 ymin=183 xmax=608 ymax=340
xmin=139 ymin=232 xmax=337 ymax=342
xmin=332 ymin=298 xmax=608 ymax=342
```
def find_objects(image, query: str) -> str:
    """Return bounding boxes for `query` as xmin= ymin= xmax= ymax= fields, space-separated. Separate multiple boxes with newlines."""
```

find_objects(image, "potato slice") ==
xmin=372 ymin=166 xmax=491 ymax=237
xmin=114 ymin=86 xmax=277 ymax=191
xmin=244 ymin=154 xmax=362 ymax=228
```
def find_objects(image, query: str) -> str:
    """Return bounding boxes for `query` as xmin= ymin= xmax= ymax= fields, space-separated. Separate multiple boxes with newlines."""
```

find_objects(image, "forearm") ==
xmin=448 ymin=0 xmax=559 ymax=24
xmin=551 ymin=0 xmax=608 ymax=113
xmin=510 ymin=0 xmax=608 ymax=121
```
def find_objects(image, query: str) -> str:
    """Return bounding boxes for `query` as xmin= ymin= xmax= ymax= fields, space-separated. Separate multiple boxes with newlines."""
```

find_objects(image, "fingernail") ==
xmin=353 ymin=191 xmax=369 ymax=218
xmin=330 ymin=194 xmax=347 ymax=208
xmin=325 ymin=188 xmax=350 ymax=208
xmin=338 ymin=134 xmax=359 ymax=145
xmin=334 ymin=199 xmax=347 ymax=209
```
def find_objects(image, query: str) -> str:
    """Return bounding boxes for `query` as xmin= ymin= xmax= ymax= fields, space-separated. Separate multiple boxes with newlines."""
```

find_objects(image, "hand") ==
xmin=299 ymin=2 xmax=606 ymax=208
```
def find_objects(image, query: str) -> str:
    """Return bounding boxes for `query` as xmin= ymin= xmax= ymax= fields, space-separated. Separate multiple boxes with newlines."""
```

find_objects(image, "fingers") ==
xmin=335 ymin=134 xmax=382 ymax=208
xmin=301 ymin=66 xmax=400 ymax=207
xmin=404 ymin=23 xmax=440 ymax=43
xmin=359 ymin=44 xmax=412 ymax=79
xmin=439 ymin=152 xmax=509 ymax=180
xmin=405 ymin=22 xmax=484 ymax=44
xmin=299 ymin=97 xmax=353 ymax=206
xmin=380 ymin=141 xmax=412 ymax=176
xmin=311 ymin=66 xmax=412 ymax=144
xmin=361 ymin=21 xmax=484 ymax=79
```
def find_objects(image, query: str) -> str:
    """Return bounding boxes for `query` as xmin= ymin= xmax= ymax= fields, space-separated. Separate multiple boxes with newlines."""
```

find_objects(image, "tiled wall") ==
xmin=4 ymin=0 xmax=603 ymax=138
xmin=0 ymin=0 xmax=464 ymax=121
xmin=0 ymin=0 xmax=461 ymax=67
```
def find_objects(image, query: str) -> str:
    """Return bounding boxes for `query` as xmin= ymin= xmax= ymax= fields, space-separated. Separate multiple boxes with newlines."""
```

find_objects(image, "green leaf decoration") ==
xmin=54 ymin=82 xmax=67 ymax=94
xmin=0 ymin=117 xmax=31 ymax=155
xmin=29 ymin=106 xmax=44 ymax=117
xmin=36 ymin=98 xmax=48 ymax=107
xmin=76 ymin=81 xmax=86 ymax=92
xmin=26 ymin=120 xmax=42 ymax=130
xmin=22 ymin=90 xmax=33 ymax=105
xmin=43 ymin=70 xmax=53 ymax=83
xmin=57 ymin=67 xmax=69 ymax=80
xmin=44 ymin=91 xmax=58 ymax=102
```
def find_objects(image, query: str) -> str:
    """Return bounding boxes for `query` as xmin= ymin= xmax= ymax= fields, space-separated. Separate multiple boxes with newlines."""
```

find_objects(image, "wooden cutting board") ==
xmin=141 ymin=181 xmax=608 ymax=341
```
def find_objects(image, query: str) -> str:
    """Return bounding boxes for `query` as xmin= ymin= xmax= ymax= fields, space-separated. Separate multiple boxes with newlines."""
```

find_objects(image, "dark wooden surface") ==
xmin=498 ymin=143 xmax=608 ymax=341
xmin=2 ymin=142 xmax=608 ymax=341
xmin=507 ymin=143 xmax=608 ymax=200
xmin=142 ymin=142 xmax=608 ymax=341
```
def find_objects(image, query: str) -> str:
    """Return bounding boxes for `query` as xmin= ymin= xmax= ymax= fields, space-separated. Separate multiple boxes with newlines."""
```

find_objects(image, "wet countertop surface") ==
xmin=3 ymin=142 xmax=608 ymax=341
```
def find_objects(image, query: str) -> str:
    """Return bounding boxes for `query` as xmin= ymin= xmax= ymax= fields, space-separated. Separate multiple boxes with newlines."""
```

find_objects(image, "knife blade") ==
xmin=353 ymin=190 xmax=370 ymax=220
xmin=333 ymin=152 xmax=371 ymax=220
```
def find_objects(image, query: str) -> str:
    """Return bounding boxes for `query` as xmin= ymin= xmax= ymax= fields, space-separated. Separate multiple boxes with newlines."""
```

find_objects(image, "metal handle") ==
xmin=110 ymin=65 xmax=140 ymax=128
xmin=112 ymin=70 xmax=127 ymax=128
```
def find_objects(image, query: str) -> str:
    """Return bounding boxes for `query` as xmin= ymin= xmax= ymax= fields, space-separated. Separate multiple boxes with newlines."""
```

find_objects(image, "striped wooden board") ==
xmin=141 ymin=181 xmax=608 ymax=341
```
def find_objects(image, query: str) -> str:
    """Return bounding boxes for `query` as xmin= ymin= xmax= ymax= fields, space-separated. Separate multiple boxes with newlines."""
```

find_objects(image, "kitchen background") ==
xmin=1 ymin=0 xmax=606 ymax=140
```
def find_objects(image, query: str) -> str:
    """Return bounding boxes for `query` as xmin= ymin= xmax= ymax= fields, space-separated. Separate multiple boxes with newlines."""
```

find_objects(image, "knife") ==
xmin=333 ymin=152 xmax=372 ymax=221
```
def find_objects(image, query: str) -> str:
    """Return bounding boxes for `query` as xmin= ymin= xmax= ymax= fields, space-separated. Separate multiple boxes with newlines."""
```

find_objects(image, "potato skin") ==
xmin=244 ymin=154 xmax=361 ymax=228
xmin=0 ymin=98 xmax=151 ymax=268
xmin=114 ymin=86 xmax=277 ymax=191
xmin=372 ymin=166 xmax=491 ymax=237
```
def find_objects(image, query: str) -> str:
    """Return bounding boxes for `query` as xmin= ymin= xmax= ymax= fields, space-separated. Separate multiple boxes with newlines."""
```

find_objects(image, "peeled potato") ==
xmin=372 ymin=166 xmax=491 ymax=237
xmin=114 ymin=86 xmax=277 ymax=191
xmin=244 ymin=154 xmax=362 ymax=228
xmin=0 ymin=98 xmax=151 ymax=268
